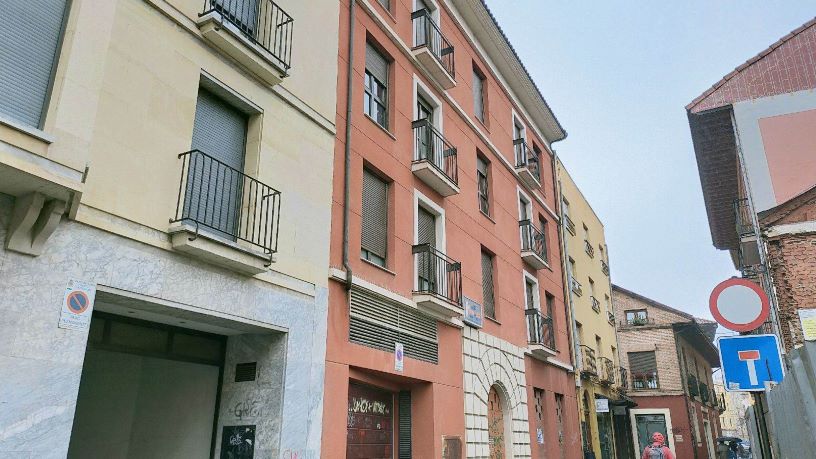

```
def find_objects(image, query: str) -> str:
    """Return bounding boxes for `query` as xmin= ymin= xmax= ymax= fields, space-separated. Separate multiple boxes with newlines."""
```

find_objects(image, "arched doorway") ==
xmin=488 ymin=385 xmax=507 ymax=458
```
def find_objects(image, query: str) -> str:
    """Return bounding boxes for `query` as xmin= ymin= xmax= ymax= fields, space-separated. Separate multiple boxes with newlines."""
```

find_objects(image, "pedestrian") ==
xmin=642 ymin=432 xmax=675 ymax=459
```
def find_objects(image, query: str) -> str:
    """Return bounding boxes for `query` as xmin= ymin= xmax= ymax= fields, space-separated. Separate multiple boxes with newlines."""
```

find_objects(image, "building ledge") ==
xmin=413 ymin=292 xmax=463 ymax=326
xmin=521 ymin=249 xmax=548 ymax=270
xmin=169 ymin=223 xmax=273 ymax=275
xmin=412 ymin=46 xmax=456 ymax=90
xmin=411 ymin=160 xmax=459 ymax=197
xmin=515 ymin=165 xmax=541 ymax=190
xmin=527 ymin=343 xmax=557 ymax=362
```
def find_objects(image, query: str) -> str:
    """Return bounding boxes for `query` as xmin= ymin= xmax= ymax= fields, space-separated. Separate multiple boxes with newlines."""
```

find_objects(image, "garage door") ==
xmin=347 ymin=383 xmax=393 ymax=458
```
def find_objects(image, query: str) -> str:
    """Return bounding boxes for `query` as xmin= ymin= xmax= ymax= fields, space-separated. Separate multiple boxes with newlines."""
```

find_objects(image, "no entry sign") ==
xmin=709 ymin=278 xmax=770 ymax=332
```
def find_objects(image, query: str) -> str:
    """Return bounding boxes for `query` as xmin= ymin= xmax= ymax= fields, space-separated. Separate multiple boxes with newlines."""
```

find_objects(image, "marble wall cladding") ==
xmin=0 ymin=195 xmax=328 ymax=459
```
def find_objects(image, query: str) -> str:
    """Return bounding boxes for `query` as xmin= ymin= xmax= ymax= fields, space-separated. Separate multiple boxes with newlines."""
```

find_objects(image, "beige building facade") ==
xmin=0 ymin=0 xmax=338 ymax=457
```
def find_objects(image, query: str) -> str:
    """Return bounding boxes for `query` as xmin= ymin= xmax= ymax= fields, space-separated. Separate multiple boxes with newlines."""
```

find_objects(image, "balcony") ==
xmin=169 ymin=150 xmax=281 ymax=274
xmin=632 ymin=372 xmax=660 ymax=390
xmin=513 ymin=138 xmax=540 ymax=189
xmin=599 ymin=357 xmax=615 ymax=386
xmin=687 ymin=374 xmax=700 ymax=397
xmin=412 ymin=243 xmax=462 ymax=320
xmin=411 ymin=119 xmax=459 ymax=196
xmin=584 ymin=240 xmax=595 ymax=258
xmin=601 ymin=259 xmax=609 ymax=276
xmin=564 ymin=214 xmax=576 ymax=236
xmin=526 ymin=308 xmax=555 ymax=359
xmin=411 ymin=9 xmax=455 ymax=89
xmin=197 ymin=0 xmax=293 ymax=85
xmin=580 ymin=345 xmax=597 ymax=379
xmin=607 ymin=311 xmax=615 ymax=324
xmin=519 ymin=219 xmax=548 ymax=269
xmin=571 ymin=278 xmax=583 ymax=297
xmin=617 ymin=367 xmax=629 ymax=393
xmin=590 ymin=296 xmax=601 ymax=313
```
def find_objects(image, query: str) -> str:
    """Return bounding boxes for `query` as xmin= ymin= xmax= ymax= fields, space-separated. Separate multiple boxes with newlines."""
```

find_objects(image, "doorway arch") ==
xmin=488 ymin=383 xmax=514 ymax=458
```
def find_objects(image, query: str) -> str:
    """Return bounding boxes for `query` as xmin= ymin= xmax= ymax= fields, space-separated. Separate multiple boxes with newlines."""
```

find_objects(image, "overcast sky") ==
xmin=484 ymin=1 xmax=814 ymax=320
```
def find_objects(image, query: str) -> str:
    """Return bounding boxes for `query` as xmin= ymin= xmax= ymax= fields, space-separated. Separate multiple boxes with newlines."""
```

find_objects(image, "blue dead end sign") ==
xmin=718 ymin=334 xmax=784 ymax=391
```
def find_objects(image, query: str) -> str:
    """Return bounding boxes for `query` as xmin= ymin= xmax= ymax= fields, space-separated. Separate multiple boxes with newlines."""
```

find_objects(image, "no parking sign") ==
xmin=58 ymin=279 xmax=96 ymax=330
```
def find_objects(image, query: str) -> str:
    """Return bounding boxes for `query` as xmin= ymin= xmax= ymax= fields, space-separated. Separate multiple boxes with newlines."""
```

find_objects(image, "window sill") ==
xmin=475 ymin=115 xmax=489 ymax=133
xmin=360 ymin=256 xmax=397 ymax=276
xmin=480 ymin=210 xmax=496 ymax=224
xmin=364 ymin=114 xmax=397 ymax=140
xmin=485 ymin=316 xmax=501 ymax=326
xmin=0 ymin=114 xmax=55 ymax=144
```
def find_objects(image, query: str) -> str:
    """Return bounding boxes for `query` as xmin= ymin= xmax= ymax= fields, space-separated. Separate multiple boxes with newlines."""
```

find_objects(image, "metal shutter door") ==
xmin=481 ymin=251 xmax=494 ymax=318
xmin=398 ymin=391 xmax=412 ymax=459
xmin=366 ymin=43 xmax=388 ymax=84
xmin=361 ymin=169 xmax=388 ymax=259
xmin=0 ymin=0 xmax=67 ymax=127
xmin=185 ymin=89 xmax=247 ymax=239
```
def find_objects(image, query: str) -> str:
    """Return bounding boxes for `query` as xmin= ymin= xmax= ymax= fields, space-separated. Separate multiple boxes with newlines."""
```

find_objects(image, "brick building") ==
xmin=612 ymin=285 xmax=724 ymax=459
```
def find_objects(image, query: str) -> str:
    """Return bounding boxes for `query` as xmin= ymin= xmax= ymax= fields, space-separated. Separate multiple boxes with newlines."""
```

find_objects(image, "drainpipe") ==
xmin=341 ymin=0 xmax=356 ymax=290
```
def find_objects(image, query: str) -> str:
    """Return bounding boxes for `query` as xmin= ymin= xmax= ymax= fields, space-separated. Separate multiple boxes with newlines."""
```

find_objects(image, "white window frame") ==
xmin=517 ymin=186 xmax=533 ymax=248
xmin=630 ymin=408 xmax=674 ymax=453
xmin=522 ymin=270 xmax=540 ymax=311
xmin=413 ymin=189 xmax=446 ymax=290
xmin=413 ymin=74 xmax=443 ymax=130
xmin=512 ymin=110 xmax=526 ymax=141
xmin=413 ymin=0 xmax=440 ymax=21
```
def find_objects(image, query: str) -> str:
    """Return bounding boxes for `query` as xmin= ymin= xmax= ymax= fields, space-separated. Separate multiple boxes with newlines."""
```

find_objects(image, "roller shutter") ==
xmin=361 ymin=169 xmax=388 ymax=262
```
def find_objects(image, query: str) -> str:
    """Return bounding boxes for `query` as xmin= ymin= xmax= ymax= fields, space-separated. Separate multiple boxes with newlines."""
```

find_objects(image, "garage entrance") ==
xmin=67 ymin=312 xmax=226 ymax=458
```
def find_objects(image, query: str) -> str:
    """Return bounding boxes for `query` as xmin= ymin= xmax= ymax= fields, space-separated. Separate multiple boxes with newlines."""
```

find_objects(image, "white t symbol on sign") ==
xmin=738 ymin=350 xmax=760 ymax=386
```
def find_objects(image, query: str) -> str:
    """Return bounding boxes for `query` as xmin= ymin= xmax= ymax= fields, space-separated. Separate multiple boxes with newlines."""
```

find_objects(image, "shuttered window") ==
xmin=525 ymin=278 xmax=537 ymax=310
xmin=361 ymin=168 xmax=388 ymax=266
xmin=0 ymin=0 xmax=68 ymax=127
xmin=473 ymin=67 xmax=485 ymax=122
xmin=629 ymin=351 xmax=657 ymax=375
xmin=539 ymin=216 xmax=549 ymax=261
xmin=477 ymin=156 xmax=490 ymax=215
xmin=398 ymin=391 xmax=412 ymax=459
xmin=481 ymin=250 xmax=495 ymax=319
xmin=364 ymin=43 xmax=389 ymax=128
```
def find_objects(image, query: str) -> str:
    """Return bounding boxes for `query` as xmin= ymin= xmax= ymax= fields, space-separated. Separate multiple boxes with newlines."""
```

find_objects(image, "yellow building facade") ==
xmin=0 ymin=0 xmax=338 ymax=456
xmin=557 ymin=159 xmax=629 ymax=459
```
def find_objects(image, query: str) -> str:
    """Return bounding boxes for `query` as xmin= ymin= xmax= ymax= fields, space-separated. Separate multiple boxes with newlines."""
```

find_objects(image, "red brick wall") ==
xmin=766 ymin=231 xmax=816 ymax=351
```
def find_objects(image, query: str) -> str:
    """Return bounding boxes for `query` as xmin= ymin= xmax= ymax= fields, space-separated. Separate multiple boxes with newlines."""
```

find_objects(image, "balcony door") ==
xmin=417 ymin=206 xmax=437 ymax=293
xmin=185 ymin=89 xmax=248 ymax=240
xmin=415 ymin=94 xmax=436 ymax=166
xmin=213 ymin=0 xmax=259 ymax=36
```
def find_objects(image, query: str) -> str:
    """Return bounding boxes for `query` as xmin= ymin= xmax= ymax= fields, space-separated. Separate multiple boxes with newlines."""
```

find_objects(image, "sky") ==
xmin=483 ymin=1 xmax=815 ymax=320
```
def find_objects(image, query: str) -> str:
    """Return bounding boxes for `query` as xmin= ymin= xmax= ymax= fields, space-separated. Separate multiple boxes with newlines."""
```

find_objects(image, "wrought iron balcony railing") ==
xmin=601 ymin=259 xmax=609 ymax=276
xmin=734 ymin=197 xmax=754 ymax=238
xmin=564 ymin=214 xmax=576 ymax=235
xmin=590 ymin=296 xmax=601 ymax=313
xmin=412 ymin=119 xmax=458 ymax=185
xmin=526 ymin=308 xmax=555 ymax=350
xmin=172 ymin=150 xmax=281 ymax=259
xmin=687 ymin=374 xmax=700 ymax=396
xmin=632 ymin=371 xmax=659 ymax=390
xmin=571 ymin=277 xmax=583 ymax=297
xmin=599 ymin=357 xmax=615 ymax=385
xmin=201 ymin=0 xmax=294 ymax=72
xmin=412 ymin=243 xmax=462 ymax=307
xmin=584 ymin=240 xmax=594 ymax=258
xmin=520 ymin=219 xmax=547 ymax=260
xmin=618 ymin=367 xmax=629 ymax=392
xmin=580 ymin=345 xmax=597 ymax=376
xmin=513 ymin=138 xmax=540 ymax=181
xmin=607 ymin=311 xmax=615 ymax=324
xmin=620 ymin=317 xmax=654 ymax=328
xmin=411 ymin=9 xmax=455 ymax=78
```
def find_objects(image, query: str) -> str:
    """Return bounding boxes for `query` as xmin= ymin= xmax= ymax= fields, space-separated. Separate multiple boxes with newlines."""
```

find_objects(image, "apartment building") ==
xmin=713 ymin=380 xmax=751 ymax=440
xmin=613 ymin=286 xmax=724 ymax=459
xmin=556 ymin=160 xmax=633 ymax=459
xmin=686 ymin=17 xmax=816 ymax=352
xmin=323 ymin=0 xmax=579 ymax=457
xmin=0 ymin=0 xmax=338 ymax=457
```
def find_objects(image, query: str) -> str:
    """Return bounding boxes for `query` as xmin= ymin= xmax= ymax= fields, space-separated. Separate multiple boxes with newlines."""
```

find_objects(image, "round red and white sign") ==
xmin=709 ymin=278 xmax=770 ymax=332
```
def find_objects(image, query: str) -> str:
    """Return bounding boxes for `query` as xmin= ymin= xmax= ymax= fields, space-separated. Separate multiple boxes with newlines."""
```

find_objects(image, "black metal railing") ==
xmin=201 ymin=0 xmax=294 ymax=72
xmin=172 ymin=150 xmax=281 ymax=259
xmin=412 ymin=119 xmax=458 ymax=185
xmin=590 ymin=296 xmax=601 ymax=312
xmin=411 ymin=9 xmax=455 ymax=78
xmin=519 ymin=219 xmax=547 ymax=261
xmin=632 ymin=371 xmax=659 ymax=390
xmin=687 ymin=374 xmax=700 ymax=396
xmin=599 ymin=357 xmax=615 ymax=385
xmin=618 ymin=367 xmax=629 ymax=392
xmin=580 ymin=345 xmax=597 ymax=376
xmin=601 ymin=259 xmax=609 ymax=276
xmin=412 ymin=243 xmax=462 ymax=307
xmin=607 ymin=311 xmax=615 ymax=324
xmin=734 ymin=197 xmax=754 ymax=238
xmin=526 ymin=308 xmax=555 ymax=350
xmin=700 ymin=382 xmax=710 ymax=403
xmin=513 ymin=138 xmax=540 ymax=181
xmin=571 ymin=277 xmax=583 ymax=296
xmin=585 ymin=240 xmax=595 ymax=258
xmin=564 ymin=214 xmax=576 ymax=235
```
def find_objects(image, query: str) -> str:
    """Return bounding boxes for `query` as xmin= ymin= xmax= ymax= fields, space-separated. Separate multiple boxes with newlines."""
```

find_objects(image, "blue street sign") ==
xmin=718 ymin=334 xmax=784 ymax=392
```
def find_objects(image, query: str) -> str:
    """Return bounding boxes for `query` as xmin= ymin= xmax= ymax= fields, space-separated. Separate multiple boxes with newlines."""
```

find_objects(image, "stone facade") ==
xmin=463 ymin=327 xmax=530 ymax=459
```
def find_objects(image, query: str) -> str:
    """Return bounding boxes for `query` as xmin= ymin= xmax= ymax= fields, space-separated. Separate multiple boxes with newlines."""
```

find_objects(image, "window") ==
xmin=0 ymin=0 xmax=69 ymax=127
xmin=524 ymin=274 xmax=539 ymax=311
xmin=629 ymin=351 xmax=659 ymax=390
xmin=472 ymin=65 xmax=486 ymax=122
xmin=625 ymin=309 xmax=648 ymax=325
xmin=545 ymin=292 xmax=554 ymax=319
xmin=481 ymin=249 xmax=495 ymax=319
xmin=477 ymin=156 xmax=490 ymax=215
xmin=538 ymin=216 xmax=549 ymax=261
xmin=361 ymin=168 xmax=389 ymax=267
xmin=377 ymin=0 xmax=390 ymax=10
xmin=365 ymin=42 xmax=389 ymax=128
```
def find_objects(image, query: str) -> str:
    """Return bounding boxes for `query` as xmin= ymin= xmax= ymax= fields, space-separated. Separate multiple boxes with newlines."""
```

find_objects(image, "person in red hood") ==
xmin=641 ymin=432 xmax=675 ymax=459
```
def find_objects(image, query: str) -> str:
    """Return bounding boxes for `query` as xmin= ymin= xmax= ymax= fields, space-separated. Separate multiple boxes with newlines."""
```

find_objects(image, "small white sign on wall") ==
xmin=58 ymin=279 xmax=96 ymax=330
xmin=595 ymin=398 xmax=609 ymax=413
xmin=395 ymin=342 xmax=404 ymax=372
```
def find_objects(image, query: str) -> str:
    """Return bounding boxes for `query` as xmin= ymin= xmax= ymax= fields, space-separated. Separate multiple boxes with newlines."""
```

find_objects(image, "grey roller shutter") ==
xmin=481 ymin=251 xmax=495 ymax=318
xmin=0 ymin=0 xmax=68 ymax=127
xmin=366 ymin=43 xmax=388 ymax=84
xmin=525 ymin=279 xmax=536 ymax=310
xmin=398 ymin=391 xmax=412 ymax=459
xmin=361 ymin=169 xmax=388 ymax=260
xmin=473 ymin=70 xmax=484 ymax=121
xmin=628 ymin=351 xmax=657 ymax=375
xmin=184 ymin=89 xmax=247 ymax=240
xmin=417 ymin=206 xmax=436 ymax=246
